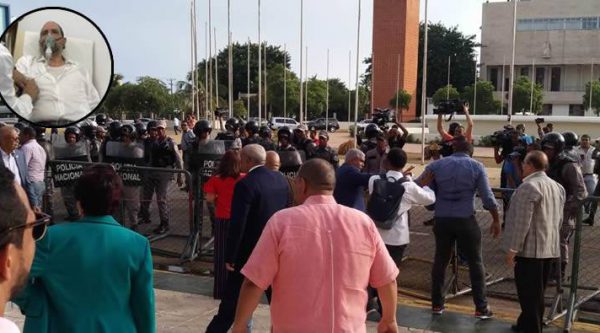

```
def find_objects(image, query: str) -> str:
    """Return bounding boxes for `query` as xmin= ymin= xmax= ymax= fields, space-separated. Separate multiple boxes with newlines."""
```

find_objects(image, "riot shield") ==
xmin=49 ymin=141 xmax=91 ymax=188
xmin=103 ymin=141 xmax=145 ymax=186
xmin=278 ymin=150 xmax=304 ymax=178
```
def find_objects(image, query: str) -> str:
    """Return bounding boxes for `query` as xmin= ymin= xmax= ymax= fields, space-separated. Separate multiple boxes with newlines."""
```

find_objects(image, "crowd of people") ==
xmin=0 ymin=108 xmax=599 ymax=332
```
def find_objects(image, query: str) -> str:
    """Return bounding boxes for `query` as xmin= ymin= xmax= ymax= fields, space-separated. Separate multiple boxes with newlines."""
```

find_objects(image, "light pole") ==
xmin=420 ymin=0 xmax=429 ymax=164
xmin=507 ymin=0 xmax=518 ymax=124
xmin=354 ymin=0 xmax=362 ymax=147
xmin=284 ymin=44 xmax=287 ymax=118
xmin=299 ymin=0 xmax=304 ymax=123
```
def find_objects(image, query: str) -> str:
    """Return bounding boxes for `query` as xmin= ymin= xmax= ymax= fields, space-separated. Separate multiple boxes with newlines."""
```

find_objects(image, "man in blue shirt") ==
xmin=333 ymin=148 xmax=371 ymax=211
xmin=417 ymin=137 xmax=500 ymax=319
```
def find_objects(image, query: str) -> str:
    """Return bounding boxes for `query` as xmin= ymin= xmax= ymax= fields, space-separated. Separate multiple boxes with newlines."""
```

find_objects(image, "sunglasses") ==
xmin=0 ymin=212 xmax=50 ymax=242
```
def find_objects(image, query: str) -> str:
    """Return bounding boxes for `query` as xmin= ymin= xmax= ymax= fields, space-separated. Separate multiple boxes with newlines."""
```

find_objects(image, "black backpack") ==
xmin=367 ymin=174 xmax=409 ymax=230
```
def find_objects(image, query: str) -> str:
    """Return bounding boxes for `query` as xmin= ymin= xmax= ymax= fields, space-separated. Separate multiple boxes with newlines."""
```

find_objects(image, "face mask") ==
xmin=44 ymin=36 xmax=56 ymax=59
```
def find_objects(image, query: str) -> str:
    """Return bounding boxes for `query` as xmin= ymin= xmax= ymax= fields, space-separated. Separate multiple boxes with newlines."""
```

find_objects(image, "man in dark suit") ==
xmin=333 ymin=148 xmax=371 ymax=211
xmin=0 ymin=126 xmax=29 ymax=192
xmin=206 ymin=144 xmax=290 ymax=333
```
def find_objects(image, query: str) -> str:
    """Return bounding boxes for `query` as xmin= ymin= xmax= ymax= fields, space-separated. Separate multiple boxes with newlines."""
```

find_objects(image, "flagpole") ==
xmin=420 ymin=0 xmax=429 ymax=164
xmin=205 ymin=21 xmax=209 ymax=119
xmin=258 ymin=0 xmax=262 ymax=123
xmin=326 ymin=48 xmax=330 ymax=130
xmin=354 ymin=0 xmax=362 ymax=147
xmin=227 ymin=0 xmax=233 ymax=118
xmin=530 ymin=58 xmax=535 ymax=113
xmin=507 ymin=0 xmax=518 ymax=124
xmin=284 ymin=43 xmax=287 ymax=118
xmin=348 ymin=50 xmax=352 ymax=124
xmin=247 ymin=37 xmax=251 ymax=118
xmin=299 ymin=0 xmax=304 ymax=123
xmin=214 ymin=27 xmax=219 ymax=109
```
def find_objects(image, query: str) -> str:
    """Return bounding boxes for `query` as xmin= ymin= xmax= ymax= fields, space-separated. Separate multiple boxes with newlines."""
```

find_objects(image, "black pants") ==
xmin=206 ymin=269 xmax=271 ymax=333
xmin=371 ymin=244 xmax=407 ymax=313
xmin=431 ymin=216 xmax=487 ymax=310
xmin=515 ymin=257 xmax=555 ymax=333
xmin=588 ymin=180 xmax=600 ymax=221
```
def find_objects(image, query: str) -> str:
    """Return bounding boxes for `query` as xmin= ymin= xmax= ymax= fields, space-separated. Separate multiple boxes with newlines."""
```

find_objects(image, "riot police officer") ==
xmin=258 ymin=125 xmax=276 ymax=151
xmin=139 ymin=120 xmax=183 ymax=234
xmin=242 ymin=120 xmax=260 ymax=146
xmin=80 ymin=120 xmax=101 ymax=162
xmin=96 ymin=113 xmax=109 ymax=127
xmin=107 ymin=121 xmax=123 ymax=142
xmin=276 ymin=126 xmax=296 ymax=152
xmin=193 ymin=119 xmax=213 ymax=144
xmin=562 ymin=131 xmax=579 ymax=160
xmin=292 ymin=124 xmax=316 ymax=158
xmin=360 ymin=123 xmax=380 ymax=154
xmin=62 ymin=126 xmax=91 ymax=221
xmin=134 ymin=122 xmax=148 ymax=141
xmin=311 ymin=130 xmax=339 ymax=168
xmin=216 ymin=117 xmax=242 ymax=149
xmin=541 ymin=132 xmax=587 ymax=280
xmin=34 ymin=126 xmax=54 ymax=217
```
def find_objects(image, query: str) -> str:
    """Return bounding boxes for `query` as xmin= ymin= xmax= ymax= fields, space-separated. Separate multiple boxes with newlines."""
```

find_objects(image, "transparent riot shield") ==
xmin=49 ymin=141 xmax=91 ymax=188
xmin=278 ymin=150 xmax=305 ymax=178
xmin=103 ymin=141 xmax=145 ymax=186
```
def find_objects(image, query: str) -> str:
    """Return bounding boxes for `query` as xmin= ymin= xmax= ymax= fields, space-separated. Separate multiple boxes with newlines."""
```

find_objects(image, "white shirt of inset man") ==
xmin=0 ymin=44 xmax=34 ymax=115
xmin=16 ymin=55 xmax=99 ymax=124
xmin=0 ymin=316 xmax=21 ymax=333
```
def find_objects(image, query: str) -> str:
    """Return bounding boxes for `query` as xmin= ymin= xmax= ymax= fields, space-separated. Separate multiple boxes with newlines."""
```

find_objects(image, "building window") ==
xmin=583 ymin=17 xmax=598 ymax=30
xmin=520 ymin=67 xmax=529 ymax=78
xmin=569 ymin=104 xmax=584 ymax=116
xmin=540 ymin=104 xmax=553 ymax=116
xmin=490 ymin=67 xmax=499 ymax=91
xmin=565 ymin=18 xmax=582 ymax=30
xmin=517 ymin=19 xmax=533 ymax=31
xmin=551 ymin=67 xmax=561 ymax=92
xmin=547 ymin=18 xmax=564 ymax=30
xmin=531 ymin=18 xmax=548 ymax=31
xmin=536 ymin=68 xmax=545 ymax=88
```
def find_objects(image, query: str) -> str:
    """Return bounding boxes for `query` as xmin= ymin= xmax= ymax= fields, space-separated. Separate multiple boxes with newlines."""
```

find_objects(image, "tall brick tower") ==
xmin=372 ymin=0 xmax=420 ymax=121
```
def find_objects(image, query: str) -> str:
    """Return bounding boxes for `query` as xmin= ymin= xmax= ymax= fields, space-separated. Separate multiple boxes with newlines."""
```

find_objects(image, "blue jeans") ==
xmin=27 ymin=181 xmax=45 ymax=209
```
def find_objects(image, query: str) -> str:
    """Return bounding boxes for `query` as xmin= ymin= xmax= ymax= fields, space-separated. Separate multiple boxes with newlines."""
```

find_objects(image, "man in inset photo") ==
xmin=15 ymin=21 xmax=100 ymax=126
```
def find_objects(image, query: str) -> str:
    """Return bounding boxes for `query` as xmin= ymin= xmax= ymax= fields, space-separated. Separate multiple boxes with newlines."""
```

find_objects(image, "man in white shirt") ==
xmin=15 ymin=21 xmax=100 ymax=126
xmin=173 ymin=117 xmax=181 ymax=135
xmin=366 ymin=147 xmax=436 ymax=316
xmin=0 ymin=166 xmax=41 ymax=333
xmin=0 ymin=44 xmax=38 ymax=114
xmin=576 ymin=134 xmax=597 ymax=198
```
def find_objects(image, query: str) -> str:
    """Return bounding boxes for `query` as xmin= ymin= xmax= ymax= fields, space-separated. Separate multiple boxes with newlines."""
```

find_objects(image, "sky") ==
xmin=6 ymin=0 xmax=492 ymax=89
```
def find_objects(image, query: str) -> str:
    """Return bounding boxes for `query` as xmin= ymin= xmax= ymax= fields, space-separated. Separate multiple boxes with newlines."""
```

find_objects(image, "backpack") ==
xmin=367 ymin=174 xmax=409 ymax=230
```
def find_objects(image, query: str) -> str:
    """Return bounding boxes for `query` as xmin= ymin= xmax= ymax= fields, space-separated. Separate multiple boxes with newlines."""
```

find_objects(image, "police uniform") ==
xmin=360 ymin=138 xmax=378 ymax=155
xmin=242 ymin=134 xmax=260 ymax=147
xmin=61 ymin=141 xmax=91 ymax=220
xmin=312 ymin=146 xmax=339 ymax=168
xmin=276 ymin=145 xmax=297 ymax=152
xmin=139 ymin=135 xmax=183 ymax=231
xmin=259 ymin=138 xmax=276 ymax=151
xmin=89 ymin=138 xmax=101 ymax=162
xmin=36 ymin=136 xmax=55 ymax=217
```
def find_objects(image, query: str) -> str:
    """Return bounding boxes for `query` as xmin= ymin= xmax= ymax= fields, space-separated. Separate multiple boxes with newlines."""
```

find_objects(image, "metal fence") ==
xmin=401 ymin=190 xmax=600 ymax=331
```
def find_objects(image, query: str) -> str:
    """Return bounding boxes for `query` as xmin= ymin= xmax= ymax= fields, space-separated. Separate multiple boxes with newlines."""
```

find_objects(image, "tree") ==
xmin=102 ymin=76 xmax=172 ymax=119
xmin=416 ymin=23 xmax=477 ymax=116
xmin=326 ymin=79 xmax=351 ymax=120
xmin=389 ymin=90 xmax=411 ymax=110
xmin=232 ymin=99 xmax=247 ymax=119
xmin=432 ymin=85 xmax=460 ymax=106
xmin=583 ymin=80 xmax=600 ymax=116
xmin=461 ymin=81 xmax=501 ymax=115
xmin=305 ymin=76 xmax=327 ymax=119
xmin=511 ymin=76 xmax=543 ymax=115
xmin=266 ymin=63 xmax=300 ymax=118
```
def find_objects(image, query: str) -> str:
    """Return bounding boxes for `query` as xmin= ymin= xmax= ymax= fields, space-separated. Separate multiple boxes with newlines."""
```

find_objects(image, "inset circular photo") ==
xmin=0 ymin=7 xmax=113 ymax=127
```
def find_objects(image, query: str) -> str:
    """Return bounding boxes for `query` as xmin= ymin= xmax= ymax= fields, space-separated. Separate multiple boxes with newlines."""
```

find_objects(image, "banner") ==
xmin=188 ymin=140 xmax=228 ymax=183
xmin=103 ymin=141 xmax=145 ymax=186
xmin=49 ymin=142 xmax=90 ymax=187
xmin=278 ymin=150 xmax=304 ymax=178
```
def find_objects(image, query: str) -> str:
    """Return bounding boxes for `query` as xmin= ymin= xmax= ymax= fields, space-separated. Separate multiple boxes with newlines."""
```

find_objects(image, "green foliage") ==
xmin=305 ymin=77 xmax=327 ymax=119
xmin=266 ymin=64 xmax=300 ymax=118
xmin=583 ymin=80 xmax=600 ymax=116
xmin=102 ymin=76 xmax=173 ymax=119
xmin=461 ymin=80 xmax=501 ymax=115
xmin=232 ymin=99 xmax=247 ymax=119
xmin=389 ymin=89 xmax=412 ymax=111
xmin=511 ymin=76 xmax=543 ymax=114
xmin=432 ymin=85 xmax=460 ymax=106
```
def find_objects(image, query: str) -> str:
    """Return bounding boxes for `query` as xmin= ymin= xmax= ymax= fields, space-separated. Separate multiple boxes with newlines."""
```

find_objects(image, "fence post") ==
xmin=564 ymin=203 xmax=585 ymax=332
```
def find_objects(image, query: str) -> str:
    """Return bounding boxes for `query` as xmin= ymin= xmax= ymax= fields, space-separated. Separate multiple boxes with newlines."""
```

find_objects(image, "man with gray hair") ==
xmin=333 ymin=148 xmax=372 ymax=211
xmin=206 ymin=144 xmax=291 ymax=332
xmin=15 ymin=21 xmax=100 ymax=126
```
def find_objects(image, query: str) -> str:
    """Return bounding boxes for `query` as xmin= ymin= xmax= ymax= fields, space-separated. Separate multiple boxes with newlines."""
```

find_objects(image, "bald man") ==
xmin=233 ymin=159 xmax=400 ymax=333
xmin=265 ymin=151 xmax=281 ymax=171
xmin=15 ymin=21 xmax=100 ymax=126
xmin=206 ymin=144 xmax=291 ymax=332
xmin=503 ymin=151 xmax=565 ymax=333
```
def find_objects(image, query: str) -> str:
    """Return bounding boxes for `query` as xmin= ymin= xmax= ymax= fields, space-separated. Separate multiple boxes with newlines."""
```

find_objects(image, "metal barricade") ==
xmin=564 ymin=196 xmax=600 ymax=332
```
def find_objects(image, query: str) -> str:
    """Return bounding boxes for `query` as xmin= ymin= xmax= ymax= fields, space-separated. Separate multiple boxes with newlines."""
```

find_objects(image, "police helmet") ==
xmin=562 ymin=131 xmax=579 ymax=149
xmin=33 ymin=126 xmax=47 ymax=139
xmin=79 ymin=120 xmax=98 ymax=140
xmin=277 ymin=126 xmax=292 ymax=139
xmin=108 ymin=121 xmax=123 ymax=140
xmin=147 ymin=120 xmax=158 ymax=131
xmin=540 ymin=132 xmax=565 ymax=153
xmin=245 ymin=120 xmax=259 ymax=135
xmin=64 ymin=126 xmax=82 ymax=142
xmin=193 ymin=119 xmax=212 ymax=136
xmin=120 ymin=124 xmax=137 ymax=138
xmin=258 ymin=125 xmax=272 ymax=138
xmin=95 ymin=113 xmax=108 ymax=126
xmin=134 ymin=122 xmax=147 ymax=136
xmin=365 ymin=123 xmax=380 ymax=140
xmin=225 ymin=118 xmax=240 ymax=132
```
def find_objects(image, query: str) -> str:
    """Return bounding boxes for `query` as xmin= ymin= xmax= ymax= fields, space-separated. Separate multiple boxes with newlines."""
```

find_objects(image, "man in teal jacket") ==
xmin=14 ymin=165 xmax=155 ymax=333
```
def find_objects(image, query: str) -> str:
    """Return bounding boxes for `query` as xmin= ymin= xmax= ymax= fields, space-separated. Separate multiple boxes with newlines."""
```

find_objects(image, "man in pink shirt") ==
xmin=232 ymin=159 xmax=400 ymax=333
xmin=18 ymin=126 xmax=47 ymax=212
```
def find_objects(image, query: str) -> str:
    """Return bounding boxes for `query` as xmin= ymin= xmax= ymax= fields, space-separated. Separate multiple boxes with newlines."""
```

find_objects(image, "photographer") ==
xmin=436 ymin=103 xmax=473 ymax=143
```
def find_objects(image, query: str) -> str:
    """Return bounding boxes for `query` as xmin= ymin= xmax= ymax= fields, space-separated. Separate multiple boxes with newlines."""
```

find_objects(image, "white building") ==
xmin=481 ymin=0 xmax=600 ymax=116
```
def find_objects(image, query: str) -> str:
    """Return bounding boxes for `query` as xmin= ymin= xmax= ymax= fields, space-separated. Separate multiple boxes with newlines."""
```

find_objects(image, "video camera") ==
xmin=214 ymin=108 xmax=230 ymax=119
xmin=372 ymin=108 xmax=394 ymax=128
xmin=535 ymin=117 xmax=545 ymax=124
xmin=434 ymin=99 xmax=467 ymax=115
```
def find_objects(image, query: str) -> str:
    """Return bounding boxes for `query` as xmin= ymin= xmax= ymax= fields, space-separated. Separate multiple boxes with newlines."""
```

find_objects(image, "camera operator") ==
xmin=387 ymin=124 xmax=409 ymax=149
xmin=436 ymin=103 xmax=473 ymax=143
xmin=535 ymin=119 xmax=553 ymax=140
xmin=515 ymin=124 xmax=534 ymax=145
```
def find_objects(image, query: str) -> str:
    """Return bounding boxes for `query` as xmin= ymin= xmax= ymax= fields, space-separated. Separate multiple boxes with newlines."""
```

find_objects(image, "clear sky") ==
xmin=6 ymin=0 xmax=493 ymax=88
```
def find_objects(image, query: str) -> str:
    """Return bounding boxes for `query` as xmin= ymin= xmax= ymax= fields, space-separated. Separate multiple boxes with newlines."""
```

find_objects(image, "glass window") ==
xmin=569 ymin=104 xmax=584 ymax=116
xmin=532 ymin=18 xmax=548 ymax=31
xmin=517 ymin=19 xmax=533 ymax=31
xmin=582 ymin=17 xmax=598 ymax=30
xmin=490 ymin=67 xmax=499 ymax=91
xmin=565 ymin=18 xmax=582 ymax=30
xmin=540 ymin=104 xmax=553 ymax=116
xmin=547 ymin=18 xmax=564 ymax=30
xmin=536 ymin=68 xmax=545 ymax=88
xmin=551 ymin=67 xmax=561 ymax=92
xmin=520 ymin=67 xmax=529 ymax=78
